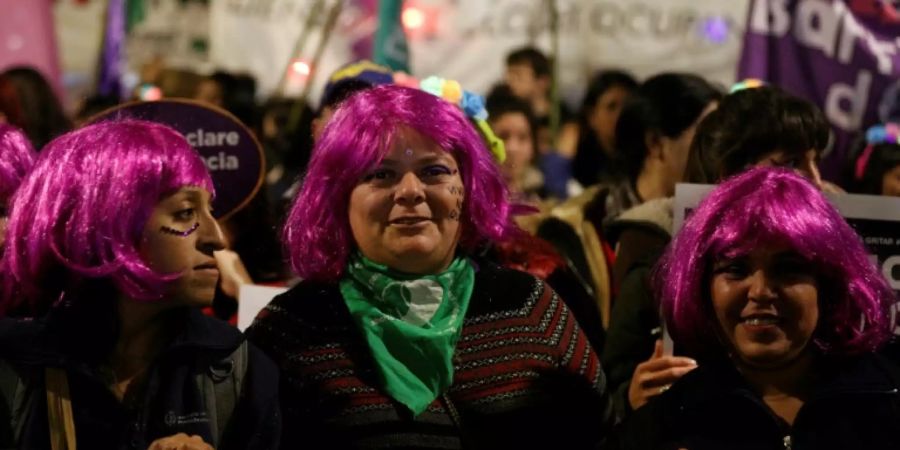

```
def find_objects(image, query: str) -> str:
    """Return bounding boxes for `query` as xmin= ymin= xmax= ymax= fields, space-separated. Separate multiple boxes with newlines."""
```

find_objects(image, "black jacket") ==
xmin=606 ymin=353 xmax=900 ymax=450
xmin=0 ymin=306 xmax=280 ymax=450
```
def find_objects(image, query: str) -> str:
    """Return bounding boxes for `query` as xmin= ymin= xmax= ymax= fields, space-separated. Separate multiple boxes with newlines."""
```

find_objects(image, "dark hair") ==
xmin=853 ymin=141 xmax=900 ymax=195
xmin=319 ymin=79 xmax=374 ymax=113
xmin=572 ymin=70 xmax=639 ymax=186
xmin=505 ymin=47 xmax=551 ymax=78
xmin=486 ymin=84 xmax=537 ymax=131
xmin=685 ymin=86 xmax=830 ymax=184
xmin=0 ymin=66 xmax=72 ymax=150
xmin=616 ymin=73 xmax=722 ymax=184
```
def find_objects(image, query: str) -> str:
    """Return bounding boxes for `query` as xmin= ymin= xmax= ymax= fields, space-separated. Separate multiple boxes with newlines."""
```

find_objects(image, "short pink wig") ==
xmin=0 ymin=123 xmax=35 ymax=203
xmin=655 ymin=167 xmax=894 ymax=357
xmin=284 ymin=84 xmax=513 ymax=281
xmin=1 ymin=120 xmax=214 ymax=316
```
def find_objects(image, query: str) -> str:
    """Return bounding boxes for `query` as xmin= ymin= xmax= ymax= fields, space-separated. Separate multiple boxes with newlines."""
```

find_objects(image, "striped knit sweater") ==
xmin=247 ymin=262 xmax=613 ymax=449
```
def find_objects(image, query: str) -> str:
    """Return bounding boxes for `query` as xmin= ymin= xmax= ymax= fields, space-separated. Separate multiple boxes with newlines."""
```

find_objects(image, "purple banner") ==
xmin=89 ymin=100 xmax=265 ymax=220
xmin=738 ymin=0 xmax=900 ymax=181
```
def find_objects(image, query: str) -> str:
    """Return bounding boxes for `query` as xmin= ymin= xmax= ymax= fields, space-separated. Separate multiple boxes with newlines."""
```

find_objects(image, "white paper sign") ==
xmin=238 ymin=284 xmax=289 ymax=331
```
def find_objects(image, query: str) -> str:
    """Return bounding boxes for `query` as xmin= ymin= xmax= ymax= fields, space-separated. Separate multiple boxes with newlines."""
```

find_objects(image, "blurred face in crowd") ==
xmin=348 ymin=128 xmax=463 ymax=275
xmin=491 ymin=111 xmax=535 ymax=190
xmin=194 ymin=79 xmax=224 ymax=107
xmin=710 ymin=244 xmax=819 ymax=370
xmin=589 ymin=85 xmax=632 ymax=153
xmin=139 ymin=187 xmax=226 ymax=306
xmin=753 ymin=149 xmax=823 ymax=189
xmin=312 ymin=106 xmax=336 ymax=143
xmin=882 ymin=164 xmax=900 ymax=197
xmin=506 ymin=64 xmax=541 ymax=101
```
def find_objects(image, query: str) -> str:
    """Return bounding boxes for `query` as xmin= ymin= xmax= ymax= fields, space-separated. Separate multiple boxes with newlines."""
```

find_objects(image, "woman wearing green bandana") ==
xmin=247 ymin=85 xmax=613 ymax=449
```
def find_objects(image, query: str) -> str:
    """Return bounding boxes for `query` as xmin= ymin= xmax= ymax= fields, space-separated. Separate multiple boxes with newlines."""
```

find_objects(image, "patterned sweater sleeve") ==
xmin=544 ymin=281 xmax=616 ymax=445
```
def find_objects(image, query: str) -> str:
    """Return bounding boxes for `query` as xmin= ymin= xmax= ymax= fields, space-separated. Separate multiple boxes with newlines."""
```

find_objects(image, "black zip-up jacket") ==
xmin=605 ymin=353 xmax=900 ymax=450
xmin=0 ymin=305 xmax=280 ymax=450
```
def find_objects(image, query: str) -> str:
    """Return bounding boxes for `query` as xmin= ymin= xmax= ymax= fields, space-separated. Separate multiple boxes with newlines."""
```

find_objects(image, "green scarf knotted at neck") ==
xmin=340 ymin=253 xmax=475 ymax=416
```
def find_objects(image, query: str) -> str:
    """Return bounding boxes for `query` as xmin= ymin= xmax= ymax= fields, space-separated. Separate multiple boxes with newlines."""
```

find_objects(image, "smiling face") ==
xmin=139 ymin=187 xmax=226 ymax=307
xmin=710 ymin=244 xmax=819 ymax=369
xmin=348 ymin=128 xmax=464 ymax=275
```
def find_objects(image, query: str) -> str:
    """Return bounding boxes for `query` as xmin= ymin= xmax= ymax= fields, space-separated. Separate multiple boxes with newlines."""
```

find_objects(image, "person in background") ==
xmin=0 ymin=120 xmax=279 ymax=450
xmin=608 ymin=168 xmax=900 ymax=450
xmin=504 ymin=46 xmax=574 ymax=153
xmin=851 ymin=123 xmax=900 ymax=197
xmin=0 ymin=67 xmax=71 ymax=150
xmin=0 ymin=124 xmax=35 ymax=247
xmin=603 ymin=85 xmax=830 ymax=420
xmin=485 ymin=84 xmax=544 ymax=201
xmin=563 ymin=70 xmax=639 ymax=188
xmin=537 ymin=73 xmax=720 ymax=335
xmin=247 ymin=85 xmax=612 ymax=449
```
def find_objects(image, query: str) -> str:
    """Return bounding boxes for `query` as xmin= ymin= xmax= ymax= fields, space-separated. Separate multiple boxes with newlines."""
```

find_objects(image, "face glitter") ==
xmin=160 ymin=222 xmax=199 ymax=237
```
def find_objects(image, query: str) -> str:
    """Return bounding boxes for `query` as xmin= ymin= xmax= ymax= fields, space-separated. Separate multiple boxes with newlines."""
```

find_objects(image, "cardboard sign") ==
xmin=89 ymin=99 xmax=265 ymax=220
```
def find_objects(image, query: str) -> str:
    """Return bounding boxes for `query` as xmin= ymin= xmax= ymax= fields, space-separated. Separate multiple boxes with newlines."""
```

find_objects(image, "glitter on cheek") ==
xmin=160 ymin=222 xmax=200 ymax=237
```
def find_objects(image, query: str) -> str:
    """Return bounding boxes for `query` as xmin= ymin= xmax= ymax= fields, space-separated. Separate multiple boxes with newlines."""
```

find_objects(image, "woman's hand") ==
xmin=148 ymin=433 xmax=214 ymax=450
xmin=215 ymin=249 xmax=253 ymax=300
xmin=627 ymin=340 xmax=697 ymax=410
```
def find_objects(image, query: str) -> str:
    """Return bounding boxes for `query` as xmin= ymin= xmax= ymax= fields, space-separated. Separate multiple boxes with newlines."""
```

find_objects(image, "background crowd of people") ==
xmin=0 ymin=37 xmax=899 ymax=449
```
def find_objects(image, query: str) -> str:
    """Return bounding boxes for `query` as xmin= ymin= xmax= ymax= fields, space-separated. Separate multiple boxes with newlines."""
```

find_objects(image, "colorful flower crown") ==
xmin=393 ymin=72 xmax=506 ymax=164
xmin=856 ymin=123 xmax=900 ymax=180
xmin=729 ymin=78 xmax=766 ymax=94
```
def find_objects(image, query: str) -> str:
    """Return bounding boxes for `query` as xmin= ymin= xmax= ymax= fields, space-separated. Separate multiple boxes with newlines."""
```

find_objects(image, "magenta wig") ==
xmin=284 ymin=84 xmax=513 ymax=281
xmin=655 ymin=167 xmax=894 ymax=357
xmin=1 ymin=120 xmax=214 ymax=316
xmin=0 ymin=124 xmax=35 ymax=203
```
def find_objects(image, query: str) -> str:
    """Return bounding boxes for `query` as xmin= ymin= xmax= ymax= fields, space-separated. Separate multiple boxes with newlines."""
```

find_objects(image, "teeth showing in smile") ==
xmin=744 ymin=317 xmax=779 ymax=326
xmin=393 ymin=217 xmax=427 ymax=225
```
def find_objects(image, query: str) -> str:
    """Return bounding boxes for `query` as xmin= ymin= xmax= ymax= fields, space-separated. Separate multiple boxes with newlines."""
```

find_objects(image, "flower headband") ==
xmin=393 ymin=73 xmax=506 ymax=164
xmin=729 ymin=78 xmax=766 ymax=94
xmin=855 ymin=123 xmax=900 ymax=180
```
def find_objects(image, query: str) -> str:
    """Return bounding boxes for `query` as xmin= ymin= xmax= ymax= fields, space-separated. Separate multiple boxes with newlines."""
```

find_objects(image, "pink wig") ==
xmin=1 ymin=120 xmax=214 ymax=316
xmin=0 ymin=124 xmax=35 ymax=203
xmin=655 ymin=167 xmax=894 ymax=357
xmin=284 ymin=84 xmax=513 ymax=281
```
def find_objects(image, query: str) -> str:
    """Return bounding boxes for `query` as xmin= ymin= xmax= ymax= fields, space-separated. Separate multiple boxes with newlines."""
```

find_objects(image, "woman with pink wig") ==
xmin=247 ymin=84 xmax=612 ymax=448
xmin=0 ymin=124 xmax=35 ymax=247
xmin=609 ymin=168 xmax=900 ymax=450
xmin=0 ymin=120 xmax=279 ymax=450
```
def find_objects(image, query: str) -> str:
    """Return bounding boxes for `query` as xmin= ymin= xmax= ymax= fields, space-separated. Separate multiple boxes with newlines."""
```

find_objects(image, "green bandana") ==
xmin=340 ymin=253 xmax=475 ymax=416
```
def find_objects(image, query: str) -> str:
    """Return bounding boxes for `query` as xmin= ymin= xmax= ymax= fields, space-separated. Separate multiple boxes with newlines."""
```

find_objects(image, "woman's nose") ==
xmin=198 ymin=215 xmax=226 ymax=254
xmin=747 ymin=270 xmax=777 ymax=303
xmin=394 ymin=172 xmax=425 ymax=206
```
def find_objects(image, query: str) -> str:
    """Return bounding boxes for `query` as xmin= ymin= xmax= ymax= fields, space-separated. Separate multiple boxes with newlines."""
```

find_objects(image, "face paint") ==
xmin=159 ymin=222 xmax=200 ymax=237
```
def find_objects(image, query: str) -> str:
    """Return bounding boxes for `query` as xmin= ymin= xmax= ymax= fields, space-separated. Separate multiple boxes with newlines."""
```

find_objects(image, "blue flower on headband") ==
xmin=866 ymin=123 xmax=900 ymax=145
xmin=461 ymin=91 xmax=488 ymax=121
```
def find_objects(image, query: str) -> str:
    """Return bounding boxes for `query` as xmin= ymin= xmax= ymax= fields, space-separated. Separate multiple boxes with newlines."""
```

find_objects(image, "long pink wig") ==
xmin=655 ymin=167 xmax=894 ymax=357
xmin=1 ymin=120 xmax=214 ymax=316
xmin=284 ymin=84 xmax=513 ymax=281
xmin=0 ymin=123 xmax=35 ymax=203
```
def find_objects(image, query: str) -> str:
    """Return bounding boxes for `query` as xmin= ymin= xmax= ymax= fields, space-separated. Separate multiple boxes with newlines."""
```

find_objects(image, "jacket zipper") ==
xmin=783 ymin=434 xmax=792 ymax=450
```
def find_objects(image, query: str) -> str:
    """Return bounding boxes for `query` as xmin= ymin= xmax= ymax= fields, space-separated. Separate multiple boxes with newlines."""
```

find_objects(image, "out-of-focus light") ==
xmin=138 ymin=84 xmax=163 ymax=101
xmin=402 ymin=7 xmax=426 ymax=30
xmin=291 ymin=59 xmax=311 ymax=77
xmin=701 ymin=16 xmax=729 ymax=44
